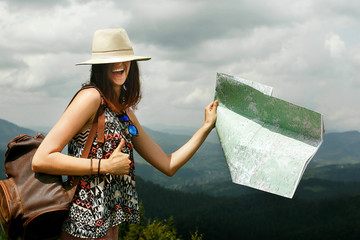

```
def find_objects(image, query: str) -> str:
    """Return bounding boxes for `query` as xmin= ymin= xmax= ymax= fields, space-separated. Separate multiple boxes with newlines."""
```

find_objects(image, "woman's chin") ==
xmin=110 ymin=76 xmax=127 ymax=87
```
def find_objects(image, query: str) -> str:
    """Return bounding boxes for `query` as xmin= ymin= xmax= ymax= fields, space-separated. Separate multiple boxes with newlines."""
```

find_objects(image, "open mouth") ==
xmin=112 ymin=68 xmax=125 ymax=74
xmin=112 ymin=68 xmax=126 ymax=79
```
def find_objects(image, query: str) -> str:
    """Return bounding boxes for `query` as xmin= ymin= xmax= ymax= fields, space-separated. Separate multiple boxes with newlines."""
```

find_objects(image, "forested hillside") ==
xmin=1 ymin=119 xmax=360 ymax=239
xmin=1 ymin=175 xmax=359 ymax=239
xmin=136 ymin=177 xmax=360 ymax=240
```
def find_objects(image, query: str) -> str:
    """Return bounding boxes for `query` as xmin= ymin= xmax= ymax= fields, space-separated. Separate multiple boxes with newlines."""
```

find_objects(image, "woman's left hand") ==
xmin=203 ymin=100 xmax=219 ymax=130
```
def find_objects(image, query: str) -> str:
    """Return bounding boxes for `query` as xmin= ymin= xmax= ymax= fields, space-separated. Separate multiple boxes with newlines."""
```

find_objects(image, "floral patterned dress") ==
xmin=62 ymin=106 xmax=139 ymax=238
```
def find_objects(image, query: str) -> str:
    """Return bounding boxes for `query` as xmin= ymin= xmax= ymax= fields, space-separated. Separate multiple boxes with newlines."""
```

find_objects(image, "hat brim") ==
xmin=76 ymin=55 xmax=151 ymax=65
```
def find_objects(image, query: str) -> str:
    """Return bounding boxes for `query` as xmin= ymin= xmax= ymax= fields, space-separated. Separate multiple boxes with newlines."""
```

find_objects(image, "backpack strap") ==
xmin=67 ymin=86 xmax=106 ymax=187
xmin=96 ymin=106 xmax=105 ymax=144
xmin=80 ymin=109 xmax=105 ymax=158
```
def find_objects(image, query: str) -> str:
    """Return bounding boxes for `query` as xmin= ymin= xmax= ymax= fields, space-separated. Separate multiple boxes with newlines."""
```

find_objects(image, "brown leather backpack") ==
xmin=0 ymin=86 xmax=106 ymax=239
xmin=0 ymin=133 xmax=77 ymax=239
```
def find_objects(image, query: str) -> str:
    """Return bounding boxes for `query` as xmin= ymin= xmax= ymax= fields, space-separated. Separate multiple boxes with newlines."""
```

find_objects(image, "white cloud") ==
xmin=0 ymin=0 xmax=360 ymax=133
xmin=0 ymin=0 xmax=132 ymax=58
xmin=324 ymin=33 xmax=346 ymax=58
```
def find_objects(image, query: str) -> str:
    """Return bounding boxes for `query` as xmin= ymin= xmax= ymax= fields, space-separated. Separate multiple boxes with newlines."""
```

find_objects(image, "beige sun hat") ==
xmin=76 ymin=28 xmax=151 ymax=65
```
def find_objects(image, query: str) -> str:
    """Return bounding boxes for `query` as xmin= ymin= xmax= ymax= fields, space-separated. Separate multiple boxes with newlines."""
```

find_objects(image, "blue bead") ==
xmin=128 ymin=125 xmax=138 ymax=136
xmin=120 ymin=115 xmax=129 ymax=121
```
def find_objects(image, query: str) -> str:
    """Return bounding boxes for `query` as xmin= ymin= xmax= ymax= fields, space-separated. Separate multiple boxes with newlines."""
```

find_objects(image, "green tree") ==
xmin=190 ymin=229 xmax=204 ymax=240
xmin=119 ymin=203 xmax=184 ymax=240
xmin=0 ymin=232 xmax=6 ymax=240
xmin=122 ymin=217 xmax=180 ymax=240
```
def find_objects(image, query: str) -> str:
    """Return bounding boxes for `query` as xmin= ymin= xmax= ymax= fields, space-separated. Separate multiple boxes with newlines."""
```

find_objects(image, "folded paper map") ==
xmin=214 ymin=73 xmax=324 ymax=198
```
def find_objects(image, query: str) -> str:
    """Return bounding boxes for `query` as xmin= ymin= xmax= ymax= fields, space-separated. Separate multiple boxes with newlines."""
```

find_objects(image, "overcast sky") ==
xmin=0 ymin=0 xmax=359 ymax=133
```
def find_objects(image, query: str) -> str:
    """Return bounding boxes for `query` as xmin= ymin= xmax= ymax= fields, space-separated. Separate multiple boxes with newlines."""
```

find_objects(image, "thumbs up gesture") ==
xmin=101 ymin=139 xmax=131 ymax=175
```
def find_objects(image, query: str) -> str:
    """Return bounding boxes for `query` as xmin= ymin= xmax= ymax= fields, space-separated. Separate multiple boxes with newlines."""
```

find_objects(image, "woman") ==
xmin=32 ymin=28 xmax=218 ymax=239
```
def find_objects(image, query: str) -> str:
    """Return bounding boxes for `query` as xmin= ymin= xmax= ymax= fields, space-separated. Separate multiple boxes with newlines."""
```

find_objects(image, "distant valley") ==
xmin=134 ymin=128 xmax=360 ymax=191
xmin=1 ymin=118 xmax=360 ymax=190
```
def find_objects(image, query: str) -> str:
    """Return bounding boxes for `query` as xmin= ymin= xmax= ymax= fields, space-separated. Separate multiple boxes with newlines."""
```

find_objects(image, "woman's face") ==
xmin=107 ymin=61 xmax=131 ymax=89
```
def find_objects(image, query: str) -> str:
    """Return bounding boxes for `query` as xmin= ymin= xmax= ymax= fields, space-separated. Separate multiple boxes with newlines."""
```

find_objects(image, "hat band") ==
xmin=91 ymin=49 xmax=135 ymax=59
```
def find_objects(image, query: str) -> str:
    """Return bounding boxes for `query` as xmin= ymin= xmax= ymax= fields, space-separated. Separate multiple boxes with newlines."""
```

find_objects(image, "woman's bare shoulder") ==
xmin=77 ymin=87 xmax=102 ymax=102
xmin=70 ymin=88 xmax=101 ymax=109
xmin=65 ymin=88 xmax=101 ymax=123
xmin=63 ymin=88 xmax=102 ymax=133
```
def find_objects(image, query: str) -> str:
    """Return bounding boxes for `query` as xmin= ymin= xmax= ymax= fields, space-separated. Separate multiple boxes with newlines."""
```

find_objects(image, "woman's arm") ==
xmin=131 ymin=100 xmax=218 ymax=177
xmin=32 ymin=88 xmax=131 ymax=176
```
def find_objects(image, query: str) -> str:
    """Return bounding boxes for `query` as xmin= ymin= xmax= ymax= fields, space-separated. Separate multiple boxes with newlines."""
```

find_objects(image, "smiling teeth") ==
xmin=113 ymin=68 xmax=124 ymax=73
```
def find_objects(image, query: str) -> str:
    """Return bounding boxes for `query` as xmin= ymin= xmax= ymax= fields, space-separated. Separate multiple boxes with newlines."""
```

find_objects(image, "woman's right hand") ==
xmin=101 ymin=139 xmax=131 ymax=175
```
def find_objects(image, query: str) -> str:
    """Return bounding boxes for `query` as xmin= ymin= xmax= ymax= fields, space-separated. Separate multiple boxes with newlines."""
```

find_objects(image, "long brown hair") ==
xmin=87 ymin=61 xmax=142 ymax=110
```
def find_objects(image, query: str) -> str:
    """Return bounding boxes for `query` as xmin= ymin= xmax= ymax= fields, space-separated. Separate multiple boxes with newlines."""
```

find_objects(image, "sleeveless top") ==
xmin=62 ymin=106 xmax=140 ymax=238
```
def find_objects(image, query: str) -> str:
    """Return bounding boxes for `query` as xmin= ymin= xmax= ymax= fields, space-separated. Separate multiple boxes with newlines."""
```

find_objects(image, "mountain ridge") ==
xmin=1 ymin=118 xmax=359 ymax=188
xmin=0 ymin=119 xmax=38 ymax=151
xmin=311 ymin=130 xmax=360 ymax=166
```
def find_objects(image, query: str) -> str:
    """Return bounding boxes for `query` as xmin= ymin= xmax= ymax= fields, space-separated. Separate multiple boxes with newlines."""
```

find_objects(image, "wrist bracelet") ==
xmin=90 ymin=157 xmax=93 ymax=176
xmin=98 ymin=159 xmax=101 ymax=176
